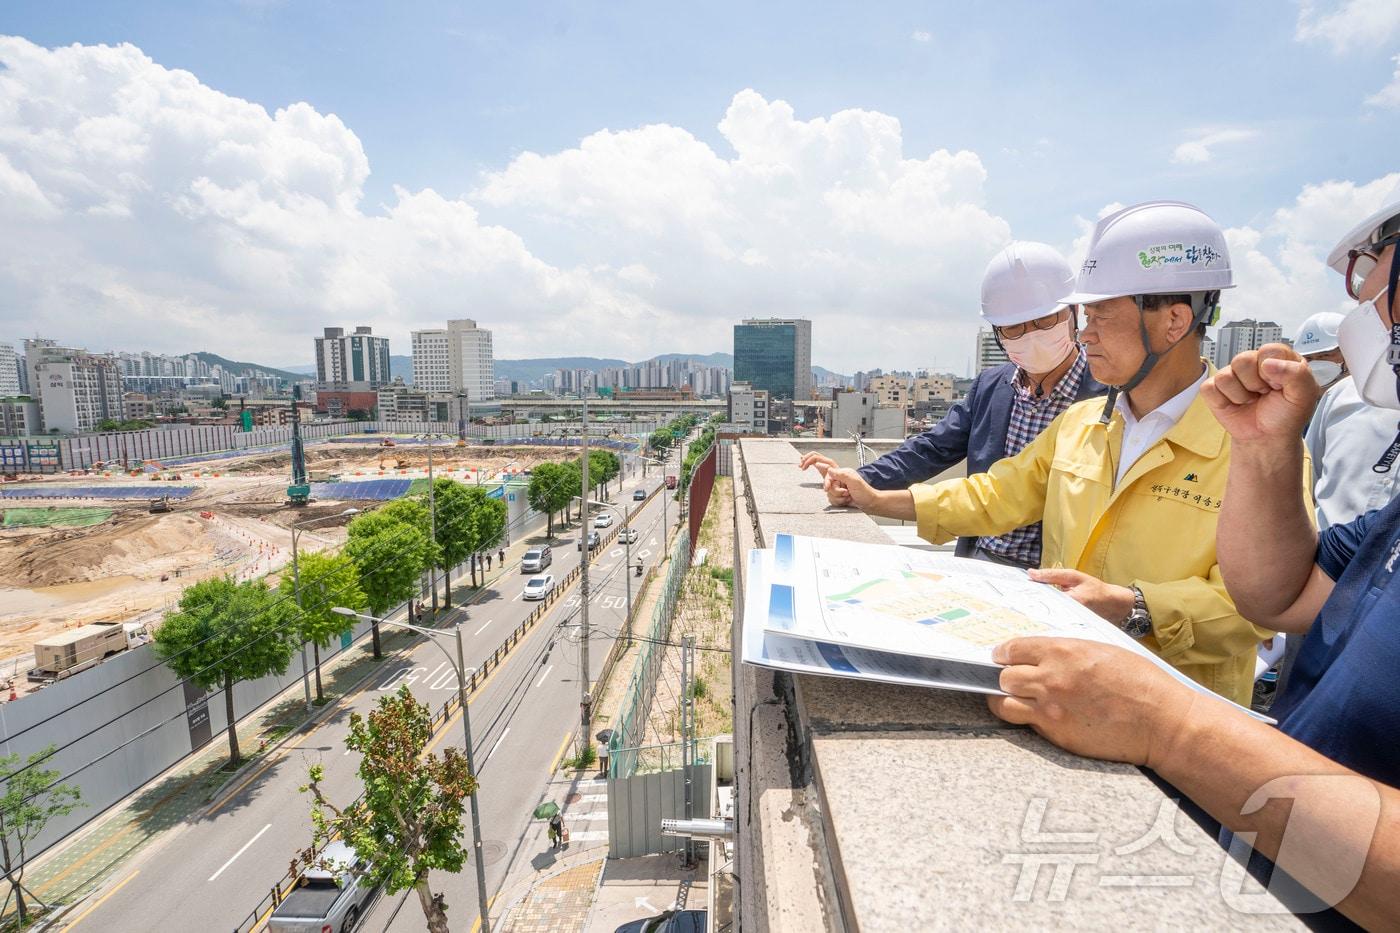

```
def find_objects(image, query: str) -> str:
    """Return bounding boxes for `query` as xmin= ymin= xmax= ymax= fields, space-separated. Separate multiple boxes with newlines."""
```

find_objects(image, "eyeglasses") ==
xmin=996 ymin=308 xmax=1069 ymax=340
xmin=1345 ymin=231 xmax=1400 ymax=300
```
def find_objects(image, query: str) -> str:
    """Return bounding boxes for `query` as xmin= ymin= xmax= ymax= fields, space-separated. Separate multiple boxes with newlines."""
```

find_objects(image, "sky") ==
xmin=1 ymin=0 xmax=1398 ymax=374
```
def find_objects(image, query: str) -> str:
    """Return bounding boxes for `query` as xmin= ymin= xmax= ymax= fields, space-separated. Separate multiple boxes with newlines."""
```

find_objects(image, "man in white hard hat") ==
xmin=827 ymin=201 xmax=1302 ymax=706
xmin=1293 ymin=311 xmax=1400 ymax=529
xmin=974 ymin=195 xmax=1400 ymax=927
xmin=799 ymin=241 xmax=1106 ymax=569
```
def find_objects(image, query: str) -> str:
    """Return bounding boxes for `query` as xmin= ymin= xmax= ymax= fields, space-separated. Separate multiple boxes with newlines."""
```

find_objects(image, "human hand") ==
xmin=1028 ymin=568 xmax=1135 ymax=624
xmin=1201 ymin=344 xmax=1319 ymax=446
xmin=987 ymin=637 xmax=1196 ymax=767
xmin=798 ymin=452 xmax=839 ymax=478
xmin=824 ymin=467 xmax=879 ymax=510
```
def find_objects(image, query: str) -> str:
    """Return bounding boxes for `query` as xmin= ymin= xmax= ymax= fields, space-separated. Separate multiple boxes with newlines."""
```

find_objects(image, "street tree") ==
xmin=589 ymin=449 xmax=620 ymax=496
xmin=301 ymin=687 xmax=476 ymax=933
xmin=648 ymin=430 xmax=672 ymax=454
xmin=527 ymin=462 xmax=574 ymax=536
xmin=427 ymin=478 xmax=474 ymax=607
xmin=0 ymin=746 xmax=83 ymax=925
xmin=466 ymin=486 xmax=508 ymax=586
xmin=279 ymin=550 xmax=366 ymax=704
xmin=154 ymin=577 xmax=296 ymax=767
xmin=346 ymin=504 xmax=439 ymax=657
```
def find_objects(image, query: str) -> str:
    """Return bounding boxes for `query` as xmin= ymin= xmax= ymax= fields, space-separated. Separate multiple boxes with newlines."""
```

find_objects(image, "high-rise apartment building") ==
xmin=1213 ymin=319 xmax=1283 ymax=368
xmin=733 ymin=318 xmax=812 ymax=401
xmin=411 ymin=319 xmax=495 ymax=401
xmin=314 ymin=326 xmax=391 ymax=389
xmin=976 ymin=328 xmax=1010 ymax=373
xmin=23 ymin=339 xmax=124 ymax=433
xmin=0 ymin=342 xmax=20 ymax=396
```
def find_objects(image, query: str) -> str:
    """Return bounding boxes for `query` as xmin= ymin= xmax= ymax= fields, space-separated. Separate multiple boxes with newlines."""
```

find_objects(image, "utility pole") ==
xmin=426 ymin=436 xmax=438 ymax=612
xmin=579 ymin=392 xmax=592 ymax=753
xmin=681 ymin=635 xmax=696 ymax=868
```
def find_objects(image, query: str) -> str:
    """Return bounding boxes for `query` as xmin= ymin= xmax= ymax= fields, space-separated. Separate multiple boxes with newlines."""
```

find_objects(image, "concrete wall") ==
xmin=0 ymin=612 xmax=381 ymax=859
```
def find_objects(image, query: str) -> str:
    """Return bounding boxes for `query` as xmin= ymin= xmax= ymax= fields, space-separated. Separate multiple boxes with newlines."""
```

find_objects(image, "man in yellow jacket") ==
xmin=828 ymin=201 xmax=1307 ymax=707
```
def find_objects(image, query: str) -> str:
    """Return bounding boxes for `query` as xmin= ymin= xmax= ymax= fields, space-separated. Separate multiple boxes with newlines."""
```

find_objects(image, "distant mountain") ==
xmin=390 ymin=354 xmax=413 ymax=382
xmin=649 ymin=352 xmax=733 ymax=368
xmin=188 ymin=352 xmax=309 ymax=383
xmin=812 ymin=364 xmax=851 ymax=384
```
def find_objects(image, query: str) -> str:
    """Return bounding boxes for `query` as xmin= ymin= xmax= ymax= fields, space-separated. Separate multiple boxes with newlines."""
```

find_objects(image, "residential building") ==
xmin=1201 ymin=334 xmax=1216 ymax=368
xmin=1213 ymin=319 xmax=1283 ymax=368
xmin=314 ymin=326 xmax=391 ymax=390
xmin=975 ymin=328 xmax=1010 ymax=373
xmin=23 ymin=339 xmax=124 ymax=434
xmin=0 ymin=397 xmax=40 ymax=437
xmin=728 ymin=382 xmax=770 ymax=434
xmin=314 ymin=389 xmax=380 ymax=419
xmin=0 ymin=342 xmax=20 ymax=396
xmin=377 ymin=378 xmax=452 ymax=423
xmin=733 ymin=318 xmax=812 ymax=401
xmin=912 ymin=373 xmax=955 ymax=403
xmin=829 ymin=389 xmax=905 ymax=440
xmin=867 ymin=375 xmax=911 ymax=409
xmin=410 ymin=319 xmax=495 ymax=401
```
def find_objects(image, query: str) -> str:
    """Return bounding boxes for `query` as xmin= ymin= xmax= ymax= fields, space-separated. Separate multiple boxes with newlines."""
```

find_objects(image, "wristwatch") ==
xmin=1120 ymin=586 xmax=1153 ymax=639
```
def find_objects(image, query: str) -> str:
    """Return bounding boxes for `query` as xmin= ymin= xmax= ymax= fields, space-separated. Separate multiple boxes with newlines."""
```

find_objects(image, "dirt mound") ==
xmin=0 ymin=512 xmax=224 ymax=588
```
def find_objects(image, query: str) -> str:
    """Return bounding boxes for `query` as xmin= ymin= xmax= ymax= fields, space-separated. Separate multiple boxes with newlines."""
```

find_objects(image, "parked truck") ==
xmin=268 ymin=841 xmax=376 ymax=933
xmin=29 ymin=621 xmax=149 ymax=682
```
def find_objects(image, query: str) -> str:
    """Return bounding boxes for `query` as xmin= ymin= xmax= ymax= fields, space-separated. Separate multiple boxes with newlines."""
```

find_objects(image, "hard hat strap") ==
xmin=1097 ymin=291 xmax=1220 ymax=424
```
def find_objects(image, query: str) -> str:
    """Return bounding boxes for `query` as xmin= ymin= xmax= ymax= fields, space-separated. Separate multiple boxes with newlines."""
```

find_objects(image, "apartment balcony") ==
xmin=729 ymin=437 xmax=1302 ymax=931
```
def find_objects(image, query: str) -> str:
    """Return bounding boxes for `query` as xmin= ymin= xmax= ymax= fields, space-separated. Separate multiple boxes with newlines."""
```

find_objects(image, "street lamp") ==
xmin=575 ymin=498 xmax=635 ymax=645
xmin=290 ymin=509 xmax=359 ymax=712
xmin=332 ymin=607 xmax=492 ymax=933
xmin=416 ymin=433 xmax=452 ymax=611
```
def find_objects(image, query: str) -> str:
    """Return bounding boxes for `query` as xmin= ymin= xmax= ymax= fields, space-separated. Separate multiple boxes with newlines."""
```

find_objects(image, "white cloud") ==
xmin=1366 ymin=53 xmax=1400 ymax=107
xmin=1170 ymin=128 xmax=1258 ymax=165
xmin=911 ymin=30 xmax=932 ymax=43
xmin=1220 ymin=172 xmax=1400 ymax=341
xmin=476 ymin=89 xmax=1012 ymax=372
xmin=1296 ymin=0 xmax=1400 ymax=52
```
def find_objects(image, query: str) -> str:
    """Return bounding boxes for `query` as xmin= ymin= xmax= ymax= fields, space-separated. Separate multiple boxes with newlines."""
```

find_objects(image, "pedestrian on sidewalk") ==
xmin=548 ymin=811 xmax=564 ymax=850
xmin=486 ymin=553 xmax=492 ymax=571
xmin=499 ymin=548 xmax=506 ymax=566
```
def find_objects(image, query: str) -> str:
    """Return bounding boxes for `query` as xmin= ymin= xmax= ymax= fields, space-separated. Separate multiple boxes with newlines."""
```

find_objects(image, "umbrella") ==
xmin=595 ymin=729 xmax=615 ymax=746
xmin=532 ymin=800 xmax=560 ymax=820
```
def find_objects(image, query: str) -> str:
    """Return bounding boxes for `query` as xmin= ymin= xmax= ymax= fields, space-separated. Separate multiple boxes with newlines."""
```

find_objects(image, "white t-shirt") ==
xmin=1114 ymin=367 xmax=1208 ymax=485
xmin=1305 ymin=376 xmax=1400 ymax=529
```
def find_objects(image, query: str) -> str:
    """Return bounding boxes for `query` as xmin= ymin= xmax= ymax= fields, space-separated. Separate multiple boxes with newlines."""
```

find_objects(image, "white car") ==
xmin=593 ymin=513 xmax=614 ymax=528
xmin=618 ymin=527 xmax=639 ymax=544
xmin=522 ymin=574 xmax=555 ymax=600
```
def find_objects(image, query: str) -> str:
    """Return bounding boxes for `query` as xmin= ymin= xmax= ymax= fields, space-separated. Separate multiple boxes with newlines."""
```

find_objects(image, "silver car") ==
xmin=268 ymin=841 xmax=376 ymax=933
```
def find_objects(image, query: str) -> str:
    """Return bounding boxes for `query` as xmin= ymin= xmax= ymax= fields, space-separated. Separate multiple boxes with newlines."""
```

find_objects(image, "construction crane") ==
xmin=287 ymin=385 xmax=311 ymax=506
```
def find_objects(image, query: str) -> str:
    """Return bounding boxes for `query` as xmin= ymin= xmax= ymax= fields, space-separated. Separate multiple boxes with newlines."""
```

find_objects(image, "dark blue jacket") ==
xmin=857 ymin=360 xmax=1108 ymax=558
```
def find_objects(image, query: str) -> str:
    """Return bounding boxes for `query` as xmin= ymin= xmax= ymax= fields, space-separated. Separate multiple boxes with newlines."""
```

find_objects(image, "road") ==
xmin=62 ymin=468 xmax=677 ymax=933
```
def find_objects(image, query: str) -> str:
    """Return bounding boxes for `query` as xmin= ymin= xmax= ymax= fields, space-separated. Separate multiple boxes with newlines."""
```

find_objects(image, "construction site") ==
xmin=0 ymin=439 xmax=566 ymax=694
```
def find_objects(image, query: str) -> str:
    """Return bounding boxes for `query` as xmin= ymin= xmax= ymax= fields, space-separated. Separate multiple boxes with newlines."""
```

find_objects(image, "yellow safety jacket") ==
xmin=910 ymin=384 xmax=1309 ymax=707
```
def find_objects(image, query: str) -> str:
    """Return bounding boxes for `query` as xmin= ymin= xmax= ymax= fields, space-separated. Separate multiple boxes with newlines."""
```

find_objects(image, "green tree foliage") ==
xmin=0 ymin=746 xmax=83 ymax=925
xmin=589 ymin=449 xmax=620 ymax=496
xmin=467 ymin=486 xmax=508 ymax=586
xmin=345 ymin=503 xmax=439 ymax=657
xmin=279 ymin=550 xmax=366 ymax=703
xmin=648 ymin=430 xmax=672 ymax=453
xmin=301 ymin=687 xmax=476 ymax=933
xmin=527 ymin=462 xmax=575 ymax=536
xmin=154 ymin=577 xmax=296 ymax=767
xmin=427 ymin=478 xmax=474 ymax=607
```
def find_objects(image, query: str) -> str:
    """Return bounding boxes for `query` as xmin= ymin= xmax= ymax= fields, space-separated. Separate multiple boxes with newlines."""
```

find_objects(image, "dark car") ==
xmin=633 ymin=488 xmax=647 ymax=501
xmin=614 ymin=909 xmax=706 ymax=933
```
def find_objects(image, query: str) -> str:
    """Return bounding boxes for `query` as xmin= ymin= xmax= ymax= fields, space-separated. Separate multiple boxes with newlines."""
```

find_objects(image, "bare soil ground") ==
xmin=0 ymin=442 xmax=560 ymax=685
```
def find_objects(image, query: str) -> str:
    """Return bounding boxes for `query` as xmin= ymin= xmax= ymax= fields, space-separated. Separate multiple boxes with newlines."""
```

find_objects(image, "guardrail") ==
xmin=228 ymin=512 xmax=629 ymax=933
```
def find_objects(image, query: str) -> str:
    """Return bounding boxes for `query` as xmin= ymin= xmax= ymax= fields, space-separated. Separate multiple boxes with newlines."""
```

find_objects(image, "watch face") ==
xmin=1123 ymin=612 xmax=1152 ymax=639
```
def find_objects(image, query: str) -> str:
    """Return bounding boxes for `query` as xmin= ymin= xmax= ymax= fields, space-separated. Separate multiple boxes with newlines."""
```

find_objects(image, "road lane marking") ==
xmin=566 ymin=830 xmax=609 ymax=841
xmin=533 ymin=664 xmax=554 ymax=689
xmin=468 ymin=893 xmax=499 ymax=933
xmin=209 ymin=823 xmax=272 ymax=882
xmin=484 ymin=727 xmax=510 ymax=766
xmin=473 ymin=619 xmax=493 ymax=636
xmin=65 ymin=870 xmax=140 ymax=931
xmin=580 ymin=794 xmax=608 ymax=803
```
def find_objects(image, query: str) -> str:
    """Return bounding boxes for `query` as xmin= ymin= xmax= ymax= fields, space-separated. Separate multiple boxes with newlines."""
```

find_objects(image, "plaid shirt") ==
xmin=977 ymin=348 xmax=1090 ymax=567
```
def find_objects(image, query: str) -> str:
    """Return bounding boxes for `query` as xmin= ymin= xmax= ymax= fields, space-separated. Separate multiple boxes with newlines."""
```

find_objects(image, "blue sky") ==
xmin=1 ymin=1 xmax=1398 ymax=371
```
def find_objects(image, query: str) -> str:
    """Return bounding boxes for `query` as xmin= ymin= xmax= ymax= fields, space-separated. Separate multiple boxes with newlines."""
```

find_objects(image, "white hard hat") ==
xmin=979 ymin=241 xmax=1077 ymax=326
xmin=1062 ymin=200 xmax=1235 ymax=306
xmin=1325 ymin=195 xmax=1400 ymax=276
xmin=1292 ymin=312 xmax=1345 ymax=355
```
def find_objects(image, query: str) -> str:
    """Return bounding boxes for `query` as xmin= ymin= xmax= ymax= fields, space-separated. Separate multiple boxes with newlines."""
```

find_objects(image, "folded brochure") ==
xmin=742 ymin=533 xmax=1272 ymax=722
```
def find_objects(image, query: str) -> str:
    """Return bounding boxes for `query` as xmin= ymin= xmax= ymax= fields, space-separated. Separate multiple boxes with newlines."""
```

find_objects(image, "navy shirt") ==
xmin=1270 ymin=494 xmax=1400 ymax=786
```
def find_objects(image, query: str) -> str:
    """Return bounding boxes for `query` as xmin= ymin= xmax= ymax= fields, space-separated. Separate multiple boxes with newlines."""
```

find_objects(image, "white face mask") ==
xmin=1307 ymin=360 xmax=1343 ymax=388
xmin=1337 ymin=286 xmax=1400 ymax=409
xmin=1003 ymin=325 xmax=1074 ymax=374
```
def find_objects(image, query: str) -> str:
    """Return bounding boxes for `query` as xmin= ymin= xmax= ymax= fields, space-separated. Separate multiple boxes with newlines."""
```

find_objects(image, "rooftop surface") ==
xmin=730 ymin=436 xmax=1303 ymax=931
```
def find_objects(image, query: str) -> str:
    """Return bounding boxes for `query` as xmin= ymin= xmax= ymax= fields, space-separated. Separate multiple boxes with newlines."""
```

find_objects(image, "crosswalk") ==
xmin=561 ymin=778 xmax=610 ymax=843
